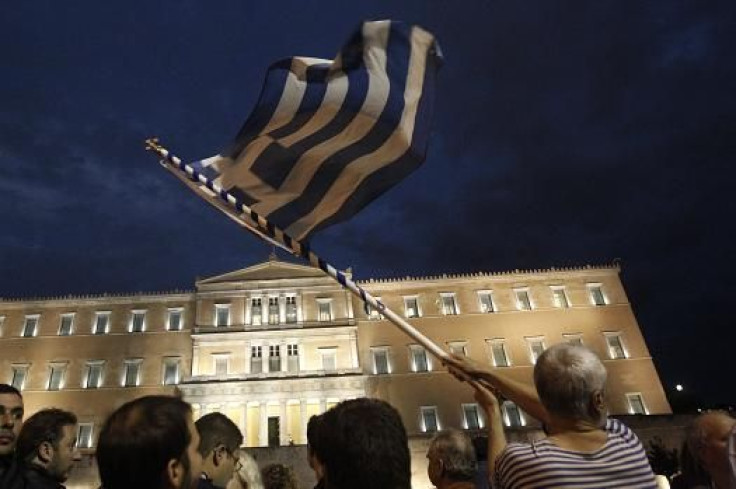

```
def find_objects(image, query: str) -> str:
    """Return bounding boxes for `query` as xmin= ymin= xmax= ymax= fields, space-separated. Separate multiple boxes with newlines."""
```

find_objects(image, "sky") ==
xmin=1 ymin=1 xmax=734 ymax=405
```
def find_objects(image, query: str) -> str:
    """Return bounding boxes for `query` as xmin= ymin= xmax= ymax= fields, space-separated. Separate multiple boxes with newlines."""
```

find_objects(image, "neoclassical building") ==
xmin=0 ymin=257 xmax=670 ymax=486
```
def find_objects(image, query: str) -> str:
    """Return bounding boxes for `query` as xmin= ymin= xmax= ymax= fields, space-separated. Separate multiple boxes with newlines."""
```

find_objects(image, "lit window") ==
xmin=526 ymin=337 xmax=545 ymax=364
xmin=448 ymin=341 xmax=468 ymax=357
xmin=463 ymin=404 xmax=482 ymax=429
xmin=366 ymin=297 xmax=384 ymax=320
xmin=0 ymin=316 xmax=5 ymax=336
xmin=489 ymin=340 xmax=510 ymax=367
xmin=421 ymin=406 xmax=439 ymax=432
xmin=93 ymin=312 xmax=110 ymax=335
xmin=605 ymin=333 xmax=627 ymax=359
xmin=48 ymin=364 xmax=66 ymax=391
xmin=626 ymin=393 xmax=648 ymax=414
xmin=502 ymin=401 xmax=524 ymax=427
xmin=250 ymin=346 xmax=263 ymax=374
xmin=215 ymin=304 xmax=230 ymax=327
xmin=214 ymin=355 xmax=229 ymax=376
xmin=371 ymin=347 xmax=390 ymax=374
xmin=551 ymin=286 xmax=570 ymax=308
xmin=130 ymin=310 xmax=146 ymax=333
xmin=285 ymin=296 xmax=297 ymax=323
xmin=163 ymin=358 xmax=181 ymax=385
xmin=11 ymin=365 xmax=28 ymax=390
xmin=269 ymin=297 xmax=280 ymax=325
xmin=514 ymin=288 xmax=533 ymax=311
xmin=588 ymin=284 xmax=607 ymax=306
xmin=269 ymin=345 xmax=281 ymax=372
xmin=440 ymin=293 xmax=459 ymax=315
xmin=410 ymin=345 xmax=430 ymax=372
xmin=477 ymin=291 xmax=495 ymax=313
xmin=287 ymin=344 xmax=299 ymax=373
xmin=317 ymin=300 xmax=333 ymax=322
xmin=250 ymin=298 xmax=263 ymax=326
xmin=22 ymin=315 xmax=39 ymax=337
xmin=84 ymin=361 xmax=104 ymax=389
xmin=404 ymin=296 xmax=421 ymax=318
xmin=563 ymin=334 xmax=583 ymax=346
xmin=58 ymin=314 xmax=74 ymax=336
xmin=76 ymin=424 xmax=94 ymax=449
xmin=167 ymin=308 xmax=183 ymax=331
xmin=320 ymin=349 xmax=337 ymax=371
xmin=123 ymin=360 xmax=142 ymax=387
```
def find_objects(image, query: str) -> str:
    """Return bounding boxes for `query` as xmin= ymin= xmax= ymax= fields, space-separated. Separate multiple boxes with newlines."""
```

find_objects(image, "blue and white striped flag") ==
xmin=191 ymin=20 xmax=442 ymax=242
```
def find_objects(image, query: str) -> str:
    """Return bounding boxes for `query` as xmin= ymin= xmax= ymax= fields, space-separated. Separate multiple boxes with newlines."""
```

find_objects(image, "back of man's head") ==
xmin=317 ymin=398 xmax=410 ymax=489
xmin=686 ymin=411 xmax=736 ymax=483
xmin=15 ymin=408 xmax=77 ymax=464
xmin=534 ymin=343 xmax=607 ymax=424
xmin=97 ymin=395 xmax=195 ymax=489
xmin=428 ymin=429 xmax=477 ymax=484
xmin=195 ymin=412 xmax=243 ymax=457
xmin=0 ymin=384 xmax=24 ymax=457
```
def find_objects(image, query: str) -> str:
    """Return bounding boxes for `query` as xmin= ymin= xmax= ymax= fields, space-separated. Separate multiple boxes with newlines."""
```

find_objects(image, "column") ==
xmin=300 ymin=399 xmax=308 ymax=444
xmin=349 ymin=331 xmax=359 ymax=369
xmin=319 ymin=398 xmax=327 ymax=414
xmin=262 ymin=346 xmax=268 ymax=374
xmin=259 ymin=402 xmax=267 ymax=447
xmin=279 ymin=400 xmax=287 ymax=445
xmin=240 ymin=403 xmax=247 ymax=444
xmin=280 ymin=340 xmax=288 ymax=372
xmin=244 ymin=341 xmax=251 ymax=374
xmin=192 ymin=345 xmax=200 ymax=376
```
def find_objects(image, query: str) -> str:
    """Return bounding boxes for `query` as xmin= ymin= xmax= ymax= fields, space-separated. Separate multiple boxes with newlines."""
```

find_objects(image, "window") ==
xmin=77 ymin=424 xmax=94 ymax=449
xmin=502 ymin=401 xmax=524 ymax=427
xmin=366 ymin=297 xmax=384 ymax=320
xmin=267 ymin=416 xmax=280 ymax=447
xmin=268 ymin=297 xmax=280 ymax=325
xmin=551 ymin=286 xmax=570 ymax=308
xmin=404 ymin=296 xmax=421 ymax=318
xmin=285 ymin=296 xmax=297 ymax=323
xmin=448 ymin=341 xmax=467 ymax=357
xmin=215 ymin=304 xmax=230 ymax=327
xmin=163 ymin=358 xmax=181 ymax=385
xmin=22 ymin=315 xmax=39 ymax=337
xmin=287 ymin=344 xmax=299 ymax=373
xmin=93 ymin=312 xmax=110 ymax=335
xmin=130 ymin=310 xmax=146 ymax=333
xmin=11 ymin=365 xmax=28 ymax=390
xmin=269 ymin=345 xmax=281 ymax=372
xmin=563 ymin=334 xmax=584 ymax=346
xmin=167 ymin=308 xmax=183 ymax=331
xmin=320 ymin=349 xmax=337 ymax=371
xmin=463 ymin=404 xmax=481 ymax=430
xmin=514 ymin=288 xmax=533 ymax=311
xmin=605 ymin=333 xmax=627 ymax=359
xmin=250 ymin=298 xmax=262 ymax=326
xmin=317 ymin=300 xmax=332 ymax=322
xmin=123 ymin=360 xmax=142 ymax=387
xmin=58 ymin=314 xmax=74 ymax=336
xmin=526 ymin=337 xmax=545 ymax=364
xmin=48 ymin=364 xmax=66 ymax=391
xmin=588 ymin=284 xmax=607 ymax=306
xmin=421 ymin=406 xmax=439 ymax=433
xmin=250 ymin=346 xmax=262 ymax=374
xmin=410 ymin=345 xmax=430 ymax=372
xmin=371 ymin=348 xmax=390 ymax=375
xmin=0 ymin=316 xmax=5 ymax=336
xmin=440 ymin=293 xmax=459 ymax=315
xmin=489 ymin=340 xmax=510 ymax=367
xmin=84 ymin=361 xmax=104 ymax=389
xmin=477 ymin=291 xmax=495 ymax=313
xmin=626 ymin=393 xmax=648 ymax=415
xmin=214 ymin=355 xmax=229 ymax=376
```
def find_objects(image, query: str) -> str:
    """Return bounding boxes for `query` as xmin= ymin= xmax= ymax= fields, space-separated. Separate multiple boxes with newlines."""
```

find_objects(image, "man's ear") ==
xmin=166 ymin=458 xmax=185 ymax=488
xmin=37 ymin=441 xmax=54 ymax=465
xmin=213 ymin=445 xmax=226 ymax=467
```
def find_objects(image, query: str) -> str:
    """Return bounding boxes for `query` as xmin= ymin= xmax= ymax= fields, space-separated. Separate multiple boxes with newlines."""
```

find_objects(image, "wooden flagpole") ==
xmin=145 ymin=138 xmax=449 ymax=361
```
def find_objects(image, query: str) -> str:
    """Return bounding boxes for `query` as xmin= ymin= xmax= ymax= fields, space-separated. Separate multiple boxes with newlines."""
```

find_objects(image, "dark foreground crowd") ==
xmin=1 ymin=344 xmax=734 ymax=489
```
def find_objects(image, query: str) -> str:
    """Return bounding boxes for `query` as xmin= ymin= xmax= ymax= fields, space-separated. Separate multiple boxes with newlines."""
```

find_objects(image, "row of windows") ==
xmin=207 ymin=344 xmax=338 ymax=376
xmin=8 ymin=358 xmax=181 ymax=391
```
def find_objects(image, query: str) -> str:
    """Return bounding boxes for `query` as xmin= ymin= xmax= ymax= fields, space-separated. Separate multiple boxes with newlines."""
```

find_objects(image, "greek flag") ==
xmin=191 ymin=20 xmax=442 ymax=242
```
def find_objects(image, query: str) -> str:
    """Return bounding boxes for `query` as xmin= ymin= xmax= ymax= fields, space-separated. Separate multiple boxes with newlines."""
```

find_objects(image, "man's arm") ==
xmin=469 ymin=379 xmax=506 ymax=485
xmin=445 ymin=355 xmax=550 ymax=425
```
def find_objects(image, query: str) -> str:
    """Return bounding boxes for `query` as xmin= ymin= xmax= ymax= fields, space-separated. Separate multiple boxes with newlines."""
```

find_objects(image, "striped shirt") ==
xmin=494 ymin=419 xmax=657 ymax=488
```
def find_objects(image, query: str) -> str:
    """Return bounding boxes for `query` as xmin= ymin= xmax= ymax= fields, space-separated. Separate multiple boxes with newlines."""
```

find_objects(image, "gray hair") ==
xmin=428 ymin=429 xmax=477 ymax=482
xmin=533 ymin=343 xmax=607 ymax=423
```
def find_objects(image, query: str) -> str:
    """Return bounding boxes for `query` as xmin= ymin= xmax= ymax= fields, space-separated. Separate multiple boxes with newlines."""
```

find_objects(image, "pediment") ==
xmin=196 ymin=258 xmax=329 ymax=287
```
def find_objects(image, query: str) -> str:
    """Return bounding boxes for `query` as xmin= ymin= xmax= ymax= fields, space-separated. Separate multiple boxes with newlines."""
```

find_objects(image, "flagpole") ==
xmin=145 ymin=138 xmax=449 ymax=362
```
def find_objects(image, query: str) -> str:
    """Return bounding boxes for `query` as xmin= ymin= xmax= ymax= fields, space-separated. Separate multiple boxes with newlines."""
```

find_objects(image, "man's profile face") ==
xmin=0 ymin=393 xmax=23 ymax=456
xmin=47 ymin=424 xmax=78 ymax=482
xmin=701 ymin=414 xmax=736 ymax=475
xmin=181 ymin=416 xmax=203 ymax=489
xmin=426 ymin=446 xmax=442 ymax=486
xmin=213 ymin=446 xmax=241 ymax=488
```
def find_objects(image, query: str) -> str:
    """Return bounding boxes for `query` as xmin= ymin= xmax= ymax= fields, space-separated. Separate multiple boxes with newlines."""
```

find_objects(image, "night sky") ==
xmin=2 ymin=1 xmax=734 ymax=405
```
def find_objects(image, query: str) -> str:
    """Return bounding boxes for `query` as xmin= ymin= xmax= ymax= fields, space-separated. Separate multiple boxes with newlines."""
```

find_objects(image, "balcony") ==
xmin=186 ymin=366 xmax=364 ymax=383
xmin=193 ymin=317 xmax=356 ymax=334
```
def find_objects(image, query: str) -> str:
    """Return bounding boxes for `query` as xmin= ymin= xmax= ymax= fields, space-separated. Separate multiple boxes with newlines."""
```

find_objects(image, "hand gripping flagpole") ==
xmin=145 ymin=138 xmax=449 ymax=362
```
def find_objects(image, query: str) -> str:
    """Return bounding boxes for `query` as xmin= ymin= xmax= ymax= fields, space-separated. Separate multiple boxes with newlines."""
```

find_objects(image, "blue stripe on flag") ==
xmin=269 ymin=63 xmax=331 ymax=140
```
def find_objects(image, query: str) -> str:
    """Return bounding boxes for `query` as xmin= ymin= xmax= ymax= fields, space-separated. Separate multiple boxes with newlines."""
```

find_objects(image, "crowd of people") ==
xmin=1 ymin=343 xmax=734 ymax=489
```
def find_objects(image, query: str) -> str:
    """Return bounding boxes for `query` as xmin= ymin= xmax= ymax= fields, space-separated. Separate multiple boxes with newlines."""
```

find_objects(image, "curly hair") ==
xmin=261 ymin=463 xmax=299 ymax=489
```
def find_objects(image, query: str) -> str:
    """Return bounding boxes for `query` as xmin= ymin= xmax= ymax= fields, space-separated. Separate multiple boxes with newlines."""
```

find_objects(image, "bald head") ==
xmin=687 ymin=411 xmax=736 ymax=483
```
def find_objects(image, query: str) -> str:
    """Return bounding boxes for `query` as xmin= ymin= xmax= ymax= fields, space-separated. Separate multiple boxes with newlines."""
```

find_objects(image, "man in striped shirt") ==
xmin=446 ymin=343 xmax=657 ymax=488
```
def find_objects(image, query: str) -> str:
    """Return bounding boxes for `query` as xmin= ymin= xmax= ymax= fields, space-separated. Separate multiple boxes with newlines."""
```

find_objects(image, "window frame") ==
xmin=162 ymin=357 xmax=181 ymax=385
xmin=604 ymin=332 xmax=628 ymax=359
xmin=122 ymin=359 xmax=143 ymax=387
xmin=550 ymin=286 xmax=570 ymax=309
xmin=214 ymin=304 xmax=231 ymax=328
xmin=316 ymin=298 xmax=333 ymax=322
xmin=83 ymin=360 xmax=105 ymax=389
xmin=93 ymin=311 xmax=111 ymax=335
xmin=76 ymin=423 xmax=95 ymax=449
xmin=403 ymin=296 xmax=421 ymax=318
xmin=129 ymin=310 xmax=146 ymax=333
xmin=167 ymin=308 xmax=184 ymax=331
xmin=488 ymin=339 xmax=511 ymax=367
xmin=420 ymin=406 xmax=440 ymax=433
xmin=587 ymin=283 xmax=608 ymax=306
xmin=439 ymin=292 xmax=459 ymax=316
xmin=47 ymin=363 xmax=67 ymax=391
xmin=58 ymin=313 xmax=75 ymax=336
xmin=462 ymin=403 xmax=482 ymax=430
xmin=477 ymin=290 xmax=495 ymax=313
xmin=371 ymin=347 xmax=391 ymax=375
xmin=513 ymin=288 xmax=533 ymax=311
xmin=525 ymin=336 xmax=546 ymax=364
xmin=626 ymin=393 xmax=648 ymax=415
xmin=409 ymin=345 xmax=430 ymax=372
xmin=22 ymin=315 xmax=40 ymax=337
xmin=10 ymin=364 xmax=29 ymax=391
xmin=319 ymin=348 xmax=337 ymax=371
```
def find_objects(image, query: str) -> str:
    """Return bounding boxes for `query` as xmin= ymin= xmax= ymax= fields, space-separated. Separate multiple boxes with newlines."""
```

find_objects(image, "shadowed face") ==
xmin=700 ymin=413 xmax=736 ymax=477
xmin=0 ymin=393 xmax=23 ymax=456
xmin=47 ymin=424 xmax=79 ymax=482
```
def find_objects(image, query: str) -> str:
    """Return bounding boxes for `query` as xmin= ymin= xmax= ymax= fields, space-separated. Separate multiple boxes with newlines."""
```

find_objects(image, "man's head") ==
xmin=317 ymin=398 xmax=410 ymax=489
xmin=306 ymin=414 xmax=324 ymax=480
xmin=0 ymin=384 xmax=23 ymax=457
xmin=15 ymin=408 xmax=78 ymax=482
xmin=533 ymin=343 xmax=608 ymax=426
xmin=687 ymin=411 xmax=736 ymax=484
xmin=195 ymin=412 xmax=243 ymax=488
xmin=260 ymin=463 xmax=299 ymax=489
xmin=426 ymin=429 xmax=477 ymax=488
xmin=97 ymin=396 xmax=202 ymax=489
